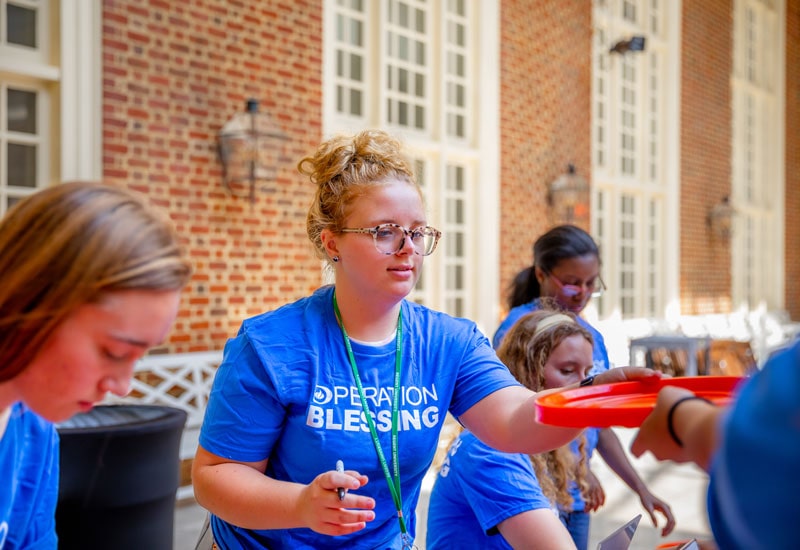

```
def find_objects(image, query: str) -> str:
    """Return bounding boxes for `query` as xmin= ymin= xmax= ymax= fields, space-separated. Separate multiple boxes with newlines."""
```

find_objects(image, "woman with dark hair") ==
xmin=493 ymin=225 xmax=675 ymax=550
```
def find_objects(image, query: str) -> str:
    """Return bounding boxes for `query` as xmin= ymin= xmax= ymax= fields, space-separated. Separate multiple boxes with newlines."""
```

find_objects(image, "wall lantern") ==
xmin=609 ymin=35 xmax=646 ymax=55
xmin=548 ymin=163 xmax=590 ymax=226
xmin=218 ymin=98 xmax=288 ymax=203
xmin=708 ymin=195 xmax=735 ymax=242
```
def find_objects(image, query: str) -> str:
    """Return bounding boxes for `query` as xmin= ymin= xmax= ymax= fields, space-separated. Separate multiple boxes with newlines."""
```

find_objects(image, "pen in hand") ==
xmin=336 ymin=460 xmax=345 ymax=501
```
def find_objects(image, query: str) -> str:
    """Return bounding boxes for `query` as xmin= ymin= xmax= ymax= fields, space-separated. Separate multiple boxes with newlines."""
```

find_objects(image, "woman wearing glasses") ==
xmin=493 ymin=225 xmax=676 ymax=550
xmin=192 ymin=130 xmax=660 ymax=549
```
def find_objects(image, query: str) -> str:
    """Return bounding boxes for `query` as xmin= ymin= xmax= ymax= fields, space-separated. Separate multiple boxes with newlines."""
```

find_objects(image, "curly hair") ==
xmin=299 ymin=129 xmax=420 ymax=262
xmin=495 ymin=306 xmax=594 ymax=510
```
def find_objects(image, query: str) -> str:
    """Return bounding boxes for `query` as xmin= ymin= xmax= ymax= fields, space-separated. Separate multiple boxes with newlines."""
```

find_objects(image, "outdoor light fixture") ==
xmin=707 ymin=196 xmax=735 ymax=241
xmin=218 ymin=98 xmax=288 ymax=203
xmin=548 ymin=164 xmax=590 ymax=226
xmin=609 ymin=35 xmax=646 ymax=54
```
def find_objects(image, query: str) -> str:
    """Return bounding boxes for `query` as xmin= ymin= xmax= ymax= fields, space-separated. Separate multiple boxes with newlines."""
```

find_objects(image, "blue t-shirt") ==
xmin=199 ymin=285 xmax=520 ymax=549
xmin=492 ymin=300 xmax=608 ymax=511
xmin=0 ymin=402 xmax=59 ymax=550
xmin=426 ymin=430 xmax=554 ymax=549
xmin=707 ymin=340 xmax=800 ymax=550
xmin=492 ymin=300 xmax=610 ymax=377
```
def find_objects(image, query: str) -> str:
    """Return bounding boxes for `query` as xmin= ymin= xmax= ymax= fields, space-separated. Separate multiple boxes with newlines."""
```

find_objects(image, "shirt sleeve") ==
xmin=199 ymin=334 xmax=288 ymax=462
xmin=446 ymin=436 xmax=552 ymax=534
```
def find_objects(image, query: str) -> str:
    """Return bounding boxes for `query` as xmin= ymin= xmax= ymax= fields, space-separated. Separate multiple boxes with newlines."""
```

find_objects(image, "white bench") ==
xmin=596 ymin=309 xmax=800 ymax=370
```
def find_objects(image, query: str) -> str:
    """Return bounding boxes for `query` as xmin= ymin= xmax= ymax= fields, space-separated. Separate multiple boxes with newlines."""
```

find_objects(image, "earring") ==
xmin=332 ymin=256 xmax=339 ymax=262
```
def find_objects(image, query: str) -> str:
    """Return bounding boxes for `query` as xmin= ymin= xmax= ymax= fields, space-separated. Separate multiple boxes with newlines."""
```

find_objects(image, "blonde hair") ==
xmin=0 ymin=181 xmax=193 ymax=382
xmin=299 ymin=129 xmax=420 ymax=262
xmin=495 ymin=307 xmax=594 ymax=510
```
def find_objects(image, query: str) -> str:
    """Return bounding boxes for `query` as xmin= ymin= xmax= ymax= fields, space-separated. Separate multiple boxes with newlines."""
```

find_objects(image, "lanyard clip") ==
xmin=401 ymin=532 xmax=418 ymax=550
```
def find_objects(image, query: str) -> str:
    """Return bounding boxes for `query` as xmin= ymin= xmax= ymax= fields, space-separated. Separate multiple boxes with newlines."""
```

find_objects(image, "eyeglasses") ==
xmin=546 ymin=271 xmax=607 ymax=298
xmin=340 ymin=223 xmax=442 ymax=256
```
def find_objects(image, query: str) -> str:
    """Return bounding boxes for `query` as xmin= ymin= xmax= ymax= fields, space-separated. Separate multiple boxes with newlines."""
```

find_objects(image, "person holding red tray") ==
xmin=191 ymin=132 xmax=663 ymax=550
xmin=493 ymin=225 xmax=675 ymax=549
xmin=632 ymin=340 xmax=800 ymax=550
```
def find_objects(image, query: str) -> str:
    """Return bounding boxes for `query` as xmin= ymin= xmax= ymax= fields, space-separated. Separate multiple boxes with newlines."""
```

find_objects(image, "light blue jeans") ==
xmin=559 ymin=510 xmax=590 ymax=550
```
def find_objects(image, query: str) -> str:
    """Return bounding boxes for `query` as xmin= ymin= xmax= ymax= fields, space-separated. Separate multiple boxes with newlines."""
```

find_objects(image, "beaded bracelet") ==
xmin=666 ymin=395 xmax=713 ymax=447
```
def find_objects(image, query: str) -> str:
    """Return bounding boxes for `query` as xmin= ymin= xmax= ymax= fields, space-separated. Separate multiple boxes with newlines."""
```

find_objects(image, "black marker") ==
xmin=336 ymin=460 xmax=345 ymax=501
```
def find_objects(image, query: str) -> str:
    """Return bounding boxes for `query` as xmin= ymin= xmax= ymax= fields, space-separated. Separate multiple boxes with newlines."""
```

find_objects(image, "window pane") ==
xmin=349 ymin=89 xmax=362 ymax=116
xmin=8 ymin=143 xmax=37 ymax=188
xmin=415 ymin=105 xmax=424 ymax=129
xmin=7 ymin=4 xmax=37 ymax=48
xmin=415 ymin=73 xmax=424 ymax=97
xmin=351 ymin=19 xmax=363 ymax=46
xmin=7 ymin=89 xmax=37 ymax=134
xmin=398 ymin=68 xmax=408 ymax=92
xmin=398 ymin=101 xmax=408 ymax=125
xmin=399 ymin=35 xmax=409 ymax=61
xmin=415 ymin=8 xmax=425 ymax=33
xmin=415 ymin=40 xmax=425 ymax=65
xmin=351 ymin=53 xmax=362 ymax=81
xmin=6 ymin=196 xmax=22 ymax=210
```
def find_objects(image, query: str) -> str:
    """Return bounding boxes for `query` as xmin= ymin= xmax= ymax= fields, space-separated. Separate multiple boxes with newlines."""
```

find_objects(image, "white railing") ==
xmin=103 ymin=350 xmax=223 ymax=500
xmin=596 ymin=309 xmax=800 ymax=369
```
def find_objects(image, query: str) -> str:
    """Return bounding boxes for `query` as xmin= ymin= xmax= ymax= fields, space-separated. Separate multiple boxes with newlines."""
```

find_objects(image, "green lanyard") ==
xmin=332 ymin=293 xmax=414 ymax=549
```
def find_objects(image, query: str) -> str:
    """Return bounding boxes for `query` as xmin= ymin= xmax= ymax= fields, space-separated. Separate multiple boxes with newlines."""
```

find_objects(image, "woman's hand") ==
xmin=583 ymin=469 xmax=605 ymax=512
xmin=637 ymin=488 xmax=676 ymax=536
xmin=297 ymin=468 xmax=375 ymax=536
xmin=593 ymin=366 xmax=663 ymax=386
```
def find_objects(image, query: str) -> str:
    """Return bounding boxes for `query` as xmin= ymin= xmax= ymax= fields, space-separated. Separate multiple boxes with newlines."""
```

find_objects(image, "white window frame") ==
xmin=730 ymin=0 xmax=785 ymax=311
xmin=323 ymin=0 xmax=500 ymax=334
xmin=591 ymin=0 xmax=681 ymax=321
xmin=60 ymin=1 xmax=103 ymax=180
xmin=0 ymin=0 xmax=101 ymax=215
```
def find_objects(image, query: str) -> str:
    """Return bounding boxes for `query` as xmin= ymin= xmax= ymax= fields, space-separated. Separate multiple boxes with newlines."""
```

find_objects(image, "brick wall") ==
xmin=102 ymin=0 xmax=324 ymax=353
xmin=100 ymin=0 xmax=798 ymax=348
xmin=679 ymin=0 xmax=733 ymax=314
xmin=786 ymin=0 xmax=800 ymax=320
xmin=498 ymin=1 xmax=592 ymax=316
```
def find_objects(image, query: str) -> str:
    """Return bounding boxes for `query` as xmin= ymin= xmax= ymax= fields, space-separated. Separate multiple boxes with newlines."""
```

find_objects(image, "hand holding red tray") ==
xmin=535 ymin=376 xmax=743 ymax=428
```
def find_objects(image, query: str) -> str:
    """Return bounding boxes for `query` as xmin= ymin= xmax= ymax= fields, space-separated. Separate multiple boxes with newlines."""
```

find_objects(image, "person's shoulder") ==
xmin=504 ymin=301 xmax=539 ymax=326
xmin=577 ymin=316 xmax=605 ymax=340
xmin=743 ymin=339 xmax=800 ymax=399
xmin=9 ymin=403 xmax=56 ymax=441
xmin=766 ymin=339 xmax=800 ymax=367
xmin=241 ymin=286 xmax=332 ymax=331
xmin=509 ymin=301 xmax=537 ymax=316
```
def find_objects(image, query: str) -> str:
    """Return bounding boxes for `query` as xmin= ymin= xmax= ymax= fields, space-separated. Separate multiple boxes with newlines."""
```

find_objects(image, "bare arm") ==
xmin=497 ymin=509 xmax=577 ymax=550
xmin=630 ymin=386 xmax=723 ymax=471
xmin=461 ymin=367 xmax=663 ymax=454
xmin=191 ymin=445 xmax=375 ymax=535
xmin=596 ymin=428 xmax=676 ymax=536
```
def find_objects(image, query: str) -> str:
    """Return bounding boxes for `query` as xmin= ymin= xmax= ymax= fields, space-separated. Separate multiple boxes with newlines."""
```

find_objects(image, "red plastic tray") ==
xmin=535 ymin=376 xmax=743 ymax=428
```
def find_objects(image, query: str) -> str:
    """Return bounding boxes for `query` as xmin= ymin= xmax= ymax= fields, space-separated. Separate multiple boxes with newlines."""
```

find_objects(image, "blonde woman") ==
xmin=427 ymin=309 xmax=593 ymax=549
xmin=192 ymin=130 xmax=660 ymax=549
xmin=0 ymin=182 xmax=192 ymax=548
